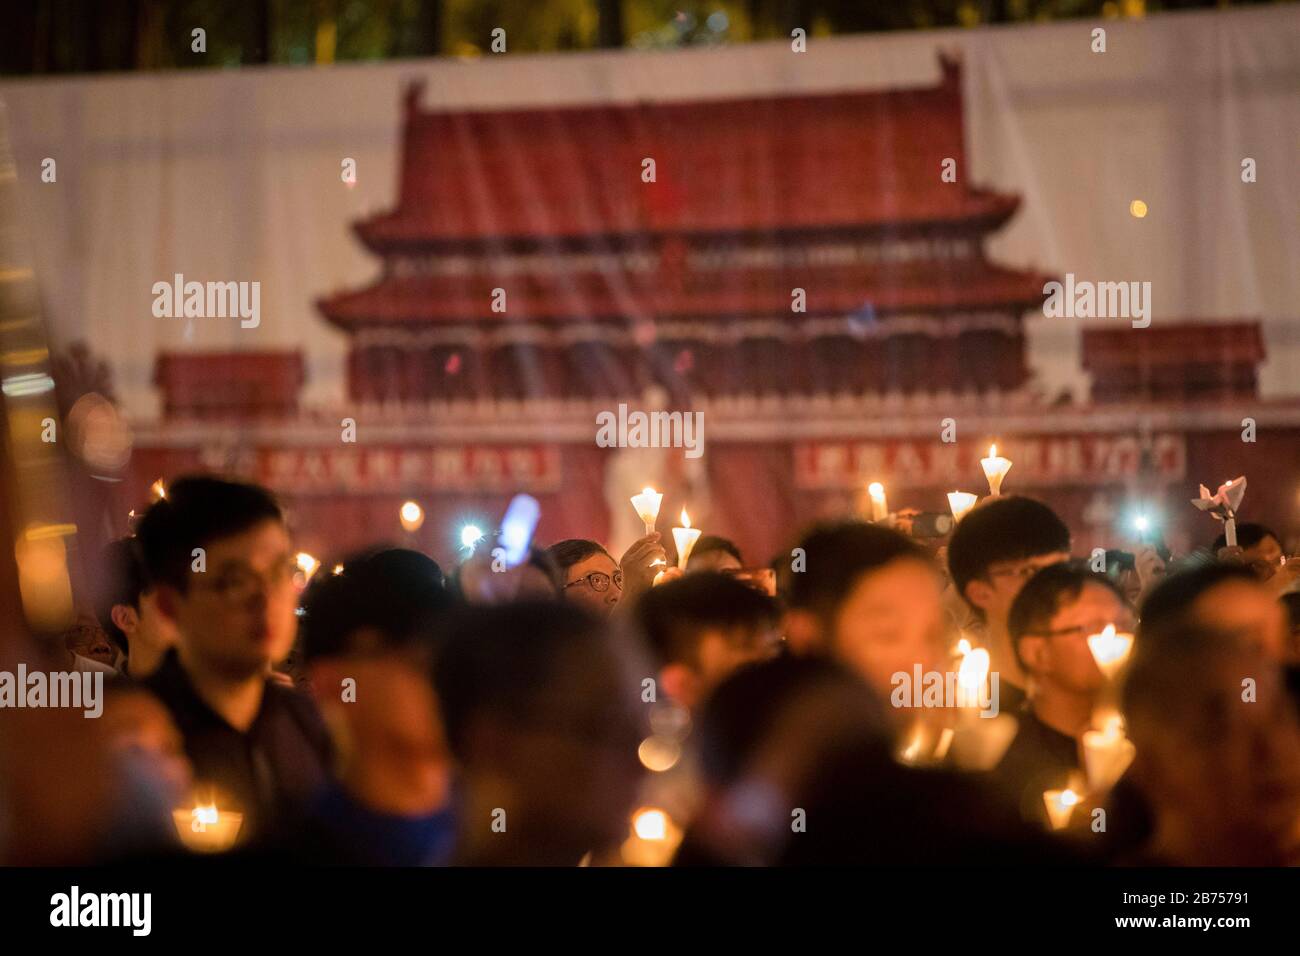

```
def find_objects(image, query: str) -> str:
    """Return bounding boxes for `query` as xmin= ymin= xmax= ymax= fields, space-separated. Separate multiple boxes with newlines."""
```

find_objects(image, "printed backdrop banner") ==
xmin=1 ymin=7 xmax=1298 ymax=564
xmin=0 ymin=7 xmax=1297 ymax=418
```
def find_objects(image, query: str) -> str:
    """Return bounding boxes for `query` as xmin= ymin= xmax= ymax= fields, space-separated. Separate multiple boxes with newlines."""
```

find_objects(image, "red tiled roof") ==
xmin=154 ymin=351 xmax=305 ymax=417
xmin=1081 ymin=322 xmax=1265 ymax=368
xmin=317 ymin=260 xmax=1053 ymax=329
xmin=357 ymin=56 xmax=1019 ymax=246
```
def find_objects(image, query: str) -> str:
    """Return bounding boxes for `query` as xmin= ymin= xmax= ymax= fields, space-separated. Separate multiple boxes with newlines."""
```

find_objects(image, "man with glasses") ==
xmin=136 ymin=476 xmax=331 ymax=844
xmin=994 ymin=562 xmax=1133 ymax=825
xmin=946 ymin=495 xmax=1072 ymax=714
xmin=548 ymin=535 xmax=667 ymax=618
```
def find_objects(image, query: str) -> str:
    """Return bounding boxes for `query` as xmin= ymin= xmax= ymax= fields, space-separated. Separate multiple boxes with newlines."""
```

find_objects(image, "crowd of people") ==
xmin=3 ymin=474 xmax=1299 ymax=866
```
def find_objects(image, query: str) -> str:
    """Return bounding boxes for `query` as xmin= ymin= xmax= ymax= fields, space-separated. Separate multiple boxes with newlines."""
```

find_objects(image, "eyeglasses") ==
xmin=191 ymin=557 xmax=299 ymax=604
xmin=564 ymin=570 xmax=624 ymax=593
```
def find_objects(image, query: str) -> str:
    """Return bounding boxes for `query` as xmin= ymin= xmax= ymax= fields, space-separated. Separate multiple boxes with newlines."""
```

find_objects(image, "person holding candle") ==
xmin=781 ymin=521 xmax=948 ymax=716
xmin=433 ymin=601 xmax=645 ymax=866
xmin=135 ymin=476 xmax=332 ymax=845
xmin=548 ymin=534 xmax=668 ymax=618
xmin=992 ymin=562 xmax=1134 ymax=825
xmin=288 ymin=547 xmax=458 ymax=865
xmin=1140 ymin=561 xmax=1291 ymax=664
xmin=636 ymin=572 xmax=782 ymax=712
xmin=1120 ymin=620 xmax=1300 ymax=865
xmin=946 ymin=495 xmax=1072 ymax=715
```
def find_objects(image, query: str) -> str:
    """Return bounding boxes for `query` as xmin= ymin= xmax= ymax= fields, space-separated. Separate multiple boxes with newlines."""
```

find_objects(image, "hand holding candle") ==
xmin=630 ymin=487 xmax=664 ymax=536
xmin=980 ymin=444 xmax=1012 ymax=496
xmin=1191 ymin=476 xmax=1247 ymax=547
xmin=947 ymin=491 xmax=978 ymax=523
xmin=672 ymin=508 xmax=702 ymax=569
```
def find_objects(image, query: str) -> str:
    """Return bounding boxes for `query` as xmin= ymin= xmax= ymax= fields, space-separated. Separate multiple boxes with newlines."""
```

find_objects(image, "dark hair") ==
xmin=1007 ymin=560 xmax=1126 ymax=671
xmin=546 ymin=538 xmax=613 ymax=573
xmin=1211 ymin=522 xmax=1279 ymax=552
xmin=1138 ymin=562 xmax=1260 ymax=638
xmin=636 ymin=571 xmax=778 ymax=667
xmin=783 ymin=521 xmax=928 ymax=618
xmin=94 ymin=538 xmax=149 ymax=653
xmin=135 ymin=475 xmax=284 ymax=592
xmin=432 ymin=601 xmax=616 ymax=761
xmin=1121 ymin=623 xmax=1248 ymax=735
xmin=694 ymin=655 xmax=887 ymax=786
xmin=946 ymin=496 xmax=1071 ymax=604
xmin=686 ymin=535 xmax=743 ymax=568
xmin=298 ymin=547 xmax=454 ymax=663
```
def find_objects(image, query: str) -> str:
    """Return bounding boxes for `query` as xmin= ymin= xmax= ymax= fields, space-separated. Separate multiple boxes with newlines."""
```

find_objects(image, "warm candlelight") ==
xmin=172 ymin=802 xmax=244 ymax=854
xmin=399 ymin=500 xmax=425 ymax=533
xmin=947 ymin=491 xmax=978 ymax=522
xmin=980 ymin=444 xmax=1012 ymax=496
xmin=1042 ymin=788 xmax=1080 ymax=830
xmin=672 ymin=508 xmax=702 ymax=569
xmin=956 ymin=645 xmax=991 ymax=709
xmin=630 ymin=487 xmax=664 ymax=535
xmin=295 ymin=552 xmax=320 ymax=581
xmin=868 ymin=482 xmax=888 ymax=522
xmin=1086 ymin=624 xmax=1135 ymax=679
xmin=149 ymin=478 xmax=167 ymax=501
xmin=1082 ymin=716 xmax=1136 ymax=792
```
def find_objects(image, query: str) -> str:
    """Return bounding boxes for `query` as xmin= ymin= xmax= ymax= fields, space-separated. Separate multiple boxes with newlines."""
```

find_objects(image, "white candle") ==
xmin=1082 ymin=716 xmax=1136 ymax=792
xmin=947 ymin=491 xmax=978 ymax=523
xmin=956 ymin=645 xmax=991 ymax=709
xmin=672 ymin=508 xmax=702 ymax=569
xmin=1042 ymin=788 xmax=1080 ymax=830
xmin=1224 ymin=516 xmax=1238 ymax=548
xmin=630 ymin=487 xmax=663 ymax=536
xmin=980 ymin=444 xmax=1012 ymax=496
xmin=1086 ymin=624 xmax=1135 ymax=680
xmin=868 ymin=482 xmax=888 ymax=522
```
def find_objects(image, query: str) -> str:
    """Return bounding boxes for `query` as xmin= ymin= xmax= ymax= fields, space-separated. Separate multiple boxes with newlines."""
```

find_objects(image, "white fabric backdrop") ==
xmin=0 ymin=6 xmax=1297 ymax=420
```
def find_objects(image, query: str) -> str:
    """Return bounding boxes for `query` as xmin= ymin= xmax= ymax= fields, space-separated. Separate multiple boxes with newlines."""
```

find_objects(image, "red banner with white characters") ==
xmin=254 ymin=445 xmax=562 ymax=494
xmin=793 ymin=434 xmax=1187 ymax=490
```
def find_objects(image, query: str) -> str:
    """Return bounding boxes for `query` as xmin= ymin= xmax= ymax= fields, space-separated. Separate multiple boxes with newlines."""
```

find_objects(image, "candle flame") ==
xmin=643 ymin=486 xmax=656 ymax=496
xmin=988 ymin=444 xmax=997 ymax=458
xmin=680 ymin=508 xmax=691 ymax=529
xmin=868 ymin=482 xmax=885 ymax=498
xmin=633 ymin=807 xmax=669 ymax=841
xmin=150 ymin=478 xmax=167 ymax=501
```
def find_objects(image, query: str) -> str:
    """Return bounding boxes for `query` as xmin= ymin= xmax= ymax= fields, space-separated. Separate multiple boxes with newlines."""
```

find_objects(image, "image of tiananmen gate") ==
xmin=123 ymin=55 xmax=1300 ymax=566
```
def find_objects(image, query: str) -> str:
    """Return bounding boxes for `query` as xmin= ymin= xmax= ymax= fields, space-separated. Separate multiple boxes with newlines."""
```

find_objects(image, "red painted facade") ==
xmin=130 ymin=58 xmax=1300 ymax=568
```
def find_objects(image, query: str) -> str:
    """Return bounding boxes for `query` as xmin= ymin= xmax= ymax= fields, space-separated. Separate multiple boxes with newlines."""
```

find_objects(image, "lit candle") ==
xmin=1081 ymin=714 xmax=1136 ymax=792
xmin=980 ymin=444 xmax=1012 ymax=496
xmin=868 ymin=482 xmax=888 ymax=522
xmin=672 ymin=508 xmax=702 ymax=569
xmin=630 ymin=487 xmax=664 ymax=536
xmin=399 ymin=500 xmax=424 ymax=533
xmin=1086 ymin=624 xmax=1135 ymax=679
xmin=956 ymin=645 xmax=991 ymax=709
xmin=295 ymin=552 xmax=320 ymax=581
xmin=1042 ymin=788 xmax=1080 ymax=830
xmin=947 ymin=491 xmax=978 ymax=522
xmin=149 ymin=478 xmax=167 ymax=502
xmin=172 ymin=802 xmax=244 ymax=854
